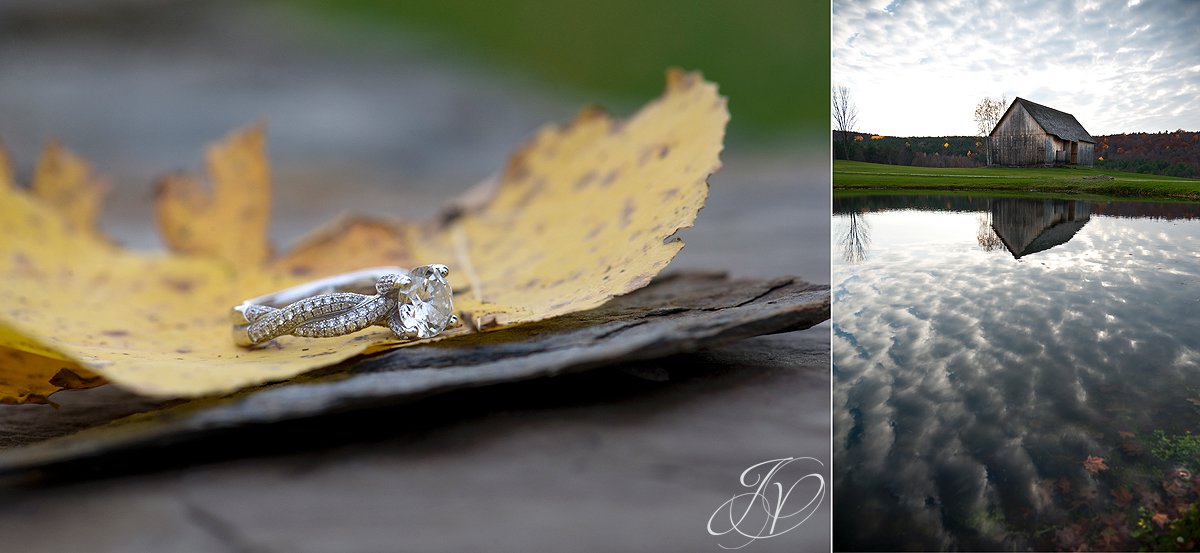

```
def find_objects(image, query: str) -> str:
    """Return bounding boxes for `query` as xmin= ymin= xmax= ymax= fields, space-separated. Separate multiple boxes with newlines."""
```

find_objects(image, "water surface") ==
xmin=833 ymin=194 xmax=1200 ymax=551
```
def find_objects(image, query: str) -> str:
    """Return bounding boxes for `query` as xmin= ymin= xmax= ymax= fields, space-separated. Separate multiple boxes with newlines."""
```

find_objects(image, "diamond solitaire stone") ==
xmin=399 ymin=266 xmax=454 ymax=338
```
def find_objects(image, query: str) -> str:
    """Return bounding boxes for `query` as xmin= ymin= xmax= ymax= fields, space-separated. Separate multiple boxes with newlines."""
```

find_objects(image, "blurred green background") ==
xmin=292 ymin=0 xmax=827 ymax=140
xmin=1 ymin=0 xmax=829 ymax=265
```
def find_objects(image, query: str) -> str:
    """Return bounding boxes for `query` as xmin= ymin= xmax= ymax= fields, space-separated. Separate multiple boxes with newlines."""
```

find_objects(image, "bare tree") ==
xmin=973 ymin=95 xmax=1007 ymax=165
xmin=837 ymin=211 xmax=871 ymax=264
xmin=976 ymin=212 xmax=1003 ymax=252
xmin=832 ymin=85 xmax=859 ymax=160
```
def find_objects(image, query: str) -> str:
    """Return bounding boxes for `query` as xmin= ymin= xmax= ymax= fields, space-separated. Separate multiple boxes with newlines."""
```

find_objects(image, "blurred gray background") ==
xmin=0 ymin=1 xmax=830 ymax=551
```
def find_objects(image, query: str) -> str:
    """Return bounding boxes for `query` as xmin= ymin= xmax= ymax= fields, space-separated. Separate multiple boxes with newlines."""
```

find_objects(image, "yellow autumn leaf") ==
xmin=0 ymin=69 xmax=727 ymax=403
xmin=155 ymin=122 xmax=272 ymax=266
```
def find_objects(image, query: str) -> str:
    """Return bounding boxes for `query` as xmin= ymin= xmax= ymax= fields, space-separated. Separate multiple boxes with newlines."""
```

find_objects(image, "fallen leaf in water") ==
xmin=1084 ymin=455 xmax=1109 ymax=473
xmin=1120 ymin=440 xmax=1145 ymax=457
xmin=1152 ymin=512 xmax=1170 ymax=527
xmin=1112 ymin=487 xmax=1134 ymax=506
xmin=1054 ymin=521 xmax=1087 ymax=551
xmin=1118 ymin=430 xmax=1135 ymax=439
xmin=0 ymin=69 xmax=728 ymax=402
xmin=1096 ymin=526 xmax=1124 ymax=550
xmin=1164 ymin=477 xmax=1189 ymax=497
xmin=1139 ymin=489 xmax=1166 ymax=511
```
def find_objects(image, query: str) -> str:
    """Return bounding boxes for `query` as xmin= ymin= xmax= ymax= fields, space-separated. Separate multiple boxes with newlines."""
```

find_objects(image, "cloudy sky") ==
xmin=832 ymin=0 xmax=1200 ymax=137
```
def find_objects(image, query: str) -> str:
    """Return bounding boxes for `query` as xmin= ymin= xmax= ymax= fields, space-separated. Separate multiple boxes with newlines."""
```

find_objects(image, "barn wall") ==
xmin=1052 ymin=137 xmax=1069 ymax=163
xmin=991 ymin=103 xmax=1051 ymax=166
xmin=1078 ymin=142 xmax=1094 ymax=166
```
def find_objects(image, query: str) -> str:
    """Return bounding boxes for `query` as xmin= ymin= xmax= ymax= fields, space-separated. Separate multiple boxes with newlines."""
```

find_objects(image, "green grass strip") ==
xmin=834 ymin=161 xmax=1200 ymax=200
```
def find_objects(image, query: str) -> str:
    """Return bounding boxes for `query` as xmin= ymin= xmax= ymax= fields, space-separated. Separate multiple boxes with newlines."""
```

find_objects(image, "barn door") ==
xmin=1071 ymin=142 xmax=1078 ymax=164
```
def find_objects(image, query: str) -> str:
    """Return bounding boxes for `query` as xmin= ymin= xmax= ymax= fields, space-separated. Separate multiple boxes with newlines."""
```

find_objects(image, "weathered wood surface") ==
xmin=0 ymin=272 xmax=827 ymax=477
xmin=0 ymin=329 xmax=830 ymax=552
xmin=992 ymin=102 xmax=1051 ymax=166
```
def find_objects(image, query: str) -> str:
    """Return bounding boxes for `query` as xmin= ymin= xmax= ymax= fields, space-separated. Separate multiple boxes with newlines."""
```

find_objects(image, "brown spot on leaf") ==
xmin=573 ymin=104 xmax=609 ymax=123
xmin=504 ymin=156 xmax=531 ymax=182
xmin=101 ymin=329 xmax=130 ymax=337
xmin=9 ymin=251 xmax=43 ymax=278
xmin=458 ymin=311 xmax=477 ymax=332
xmin=619 ymin=198 xmax=636 ymax=229
xmin=630 ymin=273 xmax=655 ymax=288
xmin=512 ymin=177 xmax=546 ymax=209
xmin=638 ymin=147 xmax=652 ymax=167
xmin=600 ymin=169 xmax=619 ymax=187
xmin=585 ymin=222 xmax=608 ymax=240
xmin=574 ymin=170 xmax=598 ymax=190
xmin=666 ymin=68 xmax=697 ymax=90
xmin=160 ymin=277 xmax=195 ymax=294
xmin=637 ymin=143 xmax=671 ymax=166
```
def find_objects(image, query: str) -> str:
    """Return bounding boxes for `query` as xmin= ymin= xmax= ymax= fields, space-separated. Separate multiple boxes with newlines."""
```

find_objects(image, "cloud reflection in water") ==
xmin=833 ymin=196 xmax=1200 ymax=550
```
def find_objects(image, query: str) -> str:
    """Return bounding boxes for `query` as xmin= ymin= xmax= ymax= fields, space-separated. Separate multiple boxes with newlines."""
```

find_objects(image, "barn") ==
xmin=989 ymin=98 xmax=1095 ymax=167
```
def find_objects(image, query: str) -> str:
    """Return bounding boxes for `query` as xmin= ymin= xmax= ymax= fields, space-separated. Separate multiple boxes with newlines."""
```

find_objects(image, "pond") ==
xmin=832 ymin=193 xmax=1200 ymax=551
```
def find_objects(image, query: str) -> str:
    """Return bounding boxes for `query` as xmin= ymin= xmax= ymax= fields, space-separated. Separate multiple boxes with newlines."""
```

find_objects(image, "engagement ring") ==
xmin=231 ymin=265 xmax=456 ymax=347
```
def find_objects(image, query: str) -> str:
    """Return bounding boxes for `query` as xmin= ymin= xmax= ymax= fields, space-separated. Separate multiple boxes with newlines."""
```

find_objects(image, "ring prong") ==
xmin=395 ymin=274 xmax=413 ymax=289
xmin=448 ymin=314 xmax=459 ymax=326
xmin=433 ymin=264 xmax=449 ymax=277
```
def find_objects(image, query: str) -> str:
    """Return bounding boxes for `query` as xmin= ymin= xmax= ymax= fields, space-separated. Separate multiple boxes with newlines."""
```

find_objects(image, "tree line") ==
xmin=832 ymin=131 xmax=984 ymax=168
xmin=1095 ymin=131 xmax=1200 ymax=178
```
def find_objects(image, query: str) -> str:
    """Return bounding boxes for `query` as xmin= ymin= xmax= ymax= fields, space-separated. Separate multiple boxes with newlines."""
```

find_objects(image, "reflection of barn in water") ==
xmin=991 ymin=199 xmax=1090 ymax=258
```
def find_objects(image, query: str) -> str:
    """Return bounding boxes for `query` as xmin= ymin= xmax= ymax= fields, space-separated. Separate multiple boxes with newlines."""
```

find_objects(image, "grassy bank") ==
xmin=834 ymin=160 xmax=1200 ymax=199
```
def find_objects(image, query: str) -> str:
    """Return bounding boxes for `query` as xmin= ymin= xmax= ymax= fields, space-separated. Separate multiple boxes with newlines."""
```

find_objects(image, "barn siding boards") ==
xmin=1078 ymin=142 xmax=1094 ymax=165
xmin=989 ymin=97 xmax=1095 ymax=167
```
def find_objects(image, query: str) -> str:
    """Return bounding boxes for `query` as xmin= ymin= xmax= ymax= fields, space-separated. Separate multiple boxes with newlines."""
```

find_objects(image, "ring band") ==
xmin=231 ymin=265 xmax=456 ymax=347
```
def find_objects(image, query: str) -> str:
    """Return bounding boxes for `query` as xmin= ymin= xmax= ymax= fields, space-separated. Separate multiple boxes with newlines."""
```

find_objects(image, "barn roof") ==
xmin=999 ymin=217 xmax=1090 ymax=259
xmin=992 ymin=97 xmax=1095 ymax=143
